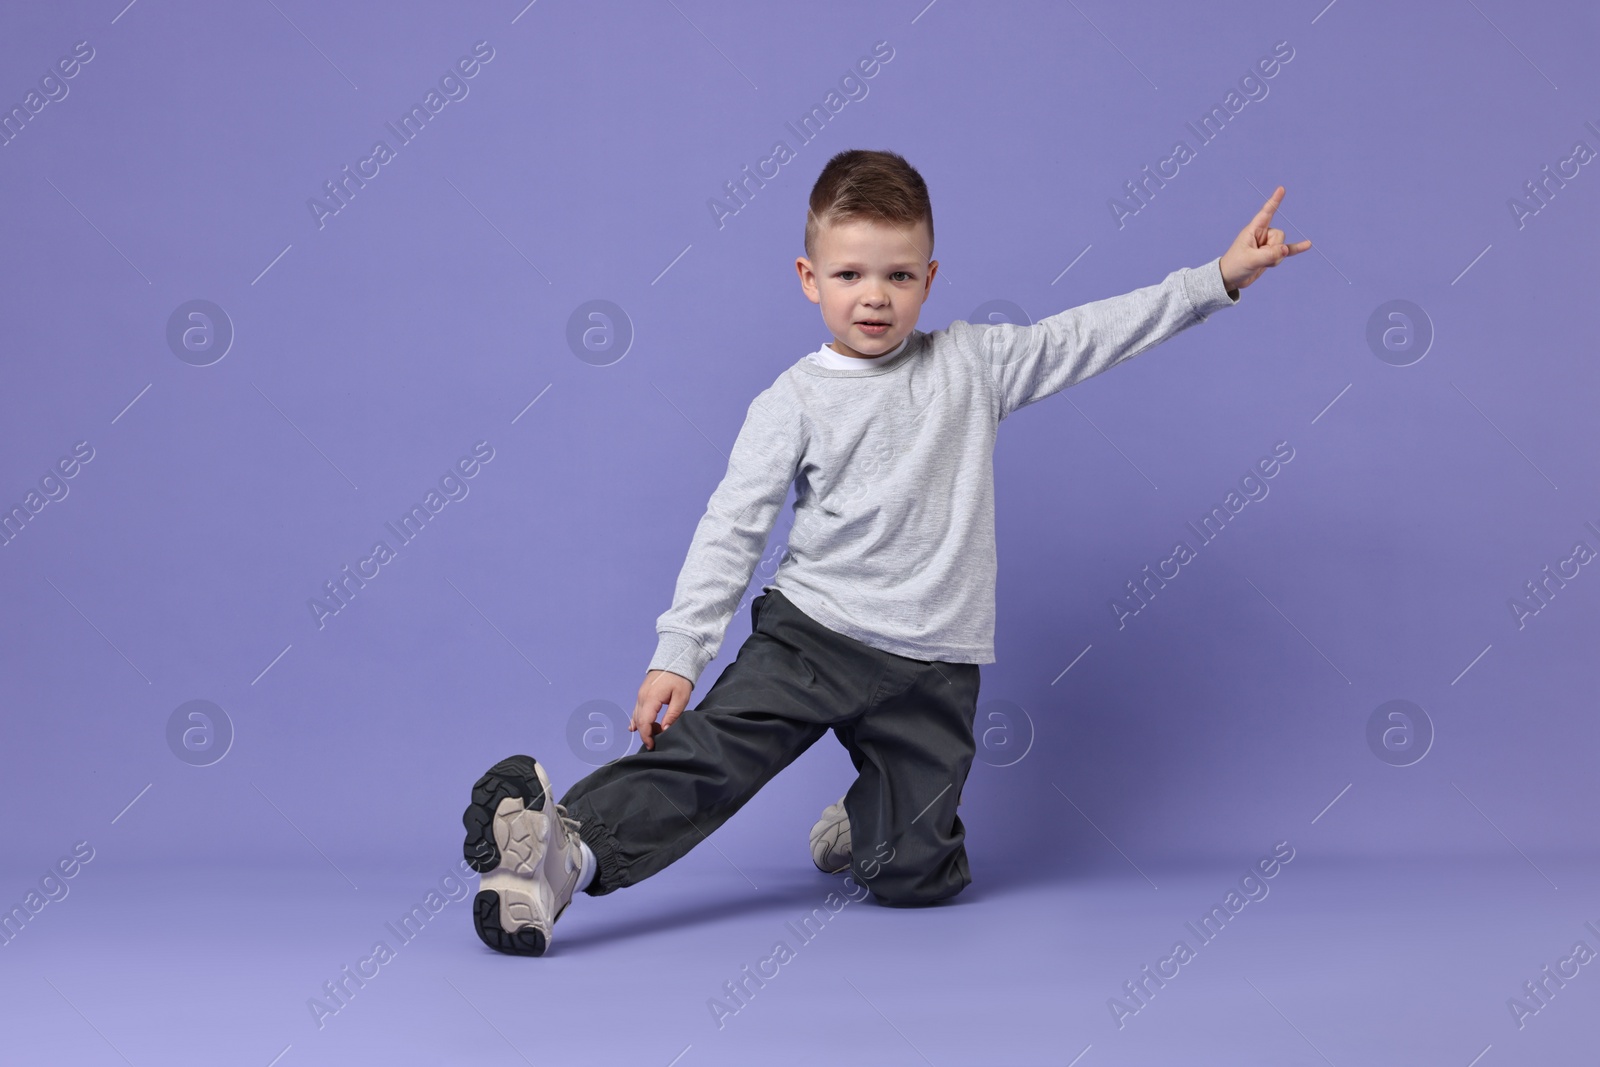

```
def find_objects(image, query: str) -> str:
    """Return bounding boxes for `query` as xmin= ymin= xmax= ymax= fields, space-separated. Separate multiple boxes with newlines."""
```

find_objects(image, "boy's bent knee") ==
xmin=859 ymin=870 xmax=970 ymax=908
xmin=850 ymin=834 xmax=972 ymax=907
xmin=868 ymin=882 xmax=966 ymax=907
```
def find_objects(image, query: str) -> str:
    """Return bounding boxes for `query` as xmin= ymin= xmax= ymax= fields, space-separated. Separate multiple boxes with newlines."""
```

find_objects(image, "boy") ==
xmin=462 ymin=149 xmax=1309 ymax=956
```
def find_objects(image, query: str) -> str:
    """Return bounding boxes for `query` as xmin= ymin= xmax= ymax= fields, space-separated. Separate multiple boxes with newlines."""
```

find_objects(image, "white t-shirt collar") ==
xmin=806 ymin=334 xmax=909 ymax=371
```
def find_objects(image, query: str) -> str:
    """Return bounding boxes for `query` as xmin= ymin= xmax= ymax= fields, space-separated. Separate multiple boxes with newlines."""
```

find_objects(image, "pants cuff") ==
xmin=569 ymin=803 xmax=626 ymax=897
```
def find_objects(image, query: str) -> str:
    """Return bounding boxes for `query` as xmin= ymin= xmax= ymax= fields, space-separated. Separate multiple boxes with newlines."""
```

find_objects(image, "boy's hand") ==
xmin=631 ymin=669 xmax=693 ymax=750
xmin=1219 ymin=185 xmax=1312 ymax=292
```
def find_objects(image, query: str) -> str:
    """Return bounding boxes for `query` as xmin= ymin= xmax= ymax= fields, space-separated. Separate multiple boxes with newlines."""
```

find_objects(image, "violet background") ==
xmin=2 ymin=2 xmax=1597 ymax=1065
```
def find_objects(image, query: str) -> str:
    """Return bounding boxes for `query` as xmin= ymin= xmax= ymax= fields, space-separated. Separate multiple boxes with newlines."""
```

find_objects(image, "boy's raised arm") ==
xmin=951 ymin=258 xmax=1238 ymax=422
xmin=955 ymin=186 xmax=1309 ymax=422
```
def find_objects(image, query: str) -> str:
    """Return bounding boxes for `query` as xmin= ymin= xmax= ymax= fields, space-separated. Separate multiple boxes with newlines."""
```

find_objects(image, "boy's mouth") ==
xmin=856 ymin=320 xmax=890 ymax=334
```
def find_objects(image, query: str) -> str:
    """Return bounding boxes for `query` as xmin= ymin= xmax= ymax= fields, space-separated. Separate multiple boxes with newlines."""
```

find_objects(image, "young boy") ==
xmin=461 ymin=149 xmax=1309 ymax=956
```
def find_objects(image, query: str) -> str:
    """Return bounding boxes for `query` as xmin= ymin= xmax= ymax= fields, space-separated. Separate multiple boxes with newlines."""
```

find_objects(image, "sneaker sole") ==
xmin=463 ymin=755 xmax=554 ymax=957
xmin=463 ymin=755 xmax=547 ymax=872
xmin=472 ymin=886 xmax=548 ymax=957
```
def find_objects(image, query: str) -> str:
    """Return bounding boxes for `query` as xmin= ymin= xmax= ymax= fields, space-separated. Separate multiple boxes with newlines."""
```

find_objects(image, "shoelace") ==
xmin=554 ymin=803 xmax=583 ymax=873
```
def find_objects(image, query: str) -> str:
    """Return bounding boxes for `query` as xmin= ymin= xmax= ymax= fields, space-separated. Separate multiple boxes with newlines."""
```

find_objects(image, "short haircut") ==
xmin=804 ymin=149 xmax=934 ymax=264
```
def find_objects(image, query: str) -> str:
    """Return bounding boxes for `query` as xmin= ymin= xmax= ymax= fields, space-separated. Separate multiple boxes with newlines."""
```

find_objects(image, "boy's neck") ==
xmin=828 ymin=335 xmax=908 ymax=360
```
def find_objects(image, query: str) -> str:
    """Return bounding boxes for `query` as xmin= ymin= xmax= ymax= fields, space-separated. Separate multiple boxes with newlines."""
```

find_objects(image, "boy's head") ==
xmin=796 ymin=149 xmax=938 ymax=360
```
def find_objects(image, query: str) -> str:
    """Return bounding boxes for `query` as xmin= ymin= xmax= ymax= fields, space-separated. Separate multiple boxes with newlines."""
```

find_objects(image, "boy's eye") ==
xmin=835 ymin=271 xmax=914 ymax=281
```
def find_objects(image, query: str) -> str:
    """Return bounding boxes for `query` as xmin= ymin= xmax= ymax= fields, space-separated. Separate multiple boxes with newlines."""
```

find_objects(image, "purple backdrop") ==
xmin=3 ymin=2 xmax=1597 ymax=1064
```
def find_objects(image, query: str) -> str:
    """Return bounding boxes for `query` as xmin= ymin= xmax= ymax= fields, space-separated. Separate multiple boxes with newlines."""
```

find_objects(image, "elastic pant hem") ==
xmin=571 ymin=805 xmax=627 ymax=897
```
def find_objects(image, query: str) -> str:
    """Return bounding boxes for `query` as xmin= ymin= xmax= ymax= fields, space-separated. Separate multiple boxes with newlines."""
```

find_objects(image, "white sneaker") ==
xmin=462 ymin=754 xmax=583 ymax=956
xmin=809 ymin=796 xmax=852 ymax=875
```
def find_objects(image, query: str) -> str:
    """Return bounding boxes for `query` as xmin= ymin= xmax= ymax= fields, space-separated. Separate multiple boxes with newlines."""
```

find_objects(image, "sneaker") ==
xmin=462 ymin=754 xmax=583 ymax=956
xmin=809 ymin=796 xmax=852 ymax=875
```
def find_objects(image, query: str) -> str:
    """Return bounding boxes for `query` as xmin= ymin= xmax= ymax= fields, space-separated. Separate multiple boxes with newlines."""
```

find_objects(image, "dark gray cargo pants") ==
xmin=559 ymin=588 xmax=981 ymax=907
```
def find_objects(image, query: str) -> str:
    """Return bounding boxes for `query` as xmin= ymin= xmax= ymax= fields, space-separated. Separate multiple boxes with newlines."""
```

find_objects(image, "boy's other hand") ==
xmin=1219 ymin=185 xmax=1312 ymax=292
xmin=631 ymin=669 xmax=693 ymax=750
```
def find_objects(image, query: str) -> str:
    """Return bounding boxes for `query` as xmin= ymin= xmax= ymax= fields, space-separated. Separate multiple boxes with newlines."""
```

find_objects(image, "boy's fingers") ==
xmin=631 ymin=700 xmax=659 ymax=747
xmin=1254 ymin=236 xmax=1309 ymax=267
xmin=1251 ymin=185 xmax=1284 ymax=227
xmin=659 ymin=689 xmax=684 ymax=728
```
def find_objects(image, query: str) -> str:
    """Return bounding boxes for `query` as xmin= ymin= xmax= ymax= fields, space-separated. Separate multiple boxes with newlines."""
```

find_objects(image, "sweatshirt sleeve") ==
xmin=954 ymin=256 xmax=1239 ymax=421
xmin=647 ymin=389 xmax=804 ymax=687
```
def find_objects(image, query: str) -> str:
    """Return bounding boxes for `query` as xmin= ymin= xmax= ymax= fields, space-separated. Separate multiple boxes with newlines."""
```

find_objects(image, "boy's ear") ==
xmin=795 ymin=257 xmax=821 ymax=303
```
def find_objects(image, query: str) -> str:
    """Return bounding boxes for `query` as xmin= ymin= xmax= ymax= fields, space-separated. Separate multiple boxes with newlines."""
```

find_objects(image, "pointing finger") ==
xmin=1250 ymin=185 xmax=1285 ymax=229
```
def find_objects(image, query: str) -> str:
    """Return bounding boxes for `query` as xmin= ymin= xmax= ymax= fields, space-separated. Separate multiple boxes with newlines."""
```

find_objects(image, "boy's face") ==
xmin=796 ymin=217 xmax=938 ymax=360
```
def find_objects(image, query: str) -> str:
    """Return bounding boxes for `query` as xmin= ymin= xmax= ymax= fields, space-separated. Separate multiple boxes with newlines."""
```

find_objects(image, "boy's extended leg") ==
xmin=559 ymin=591 xmax=882 ymax=895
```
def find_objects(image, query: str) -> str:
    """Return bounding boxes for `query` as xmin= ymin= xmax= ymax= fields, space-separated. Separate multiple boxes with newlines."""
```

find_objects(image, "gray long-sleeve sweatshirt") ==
xmin=648 ymin=257 xmax=1240 ymax=687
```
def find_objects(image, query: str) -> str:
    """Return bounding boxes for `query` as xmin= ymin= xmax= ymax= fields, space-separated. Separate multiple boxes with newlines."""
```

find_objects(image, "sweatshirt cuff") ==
xmin=1182 ymin=256 xmax=1239 ymax=321
xmin=648 ymin=631 xmax=709 ymax=688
